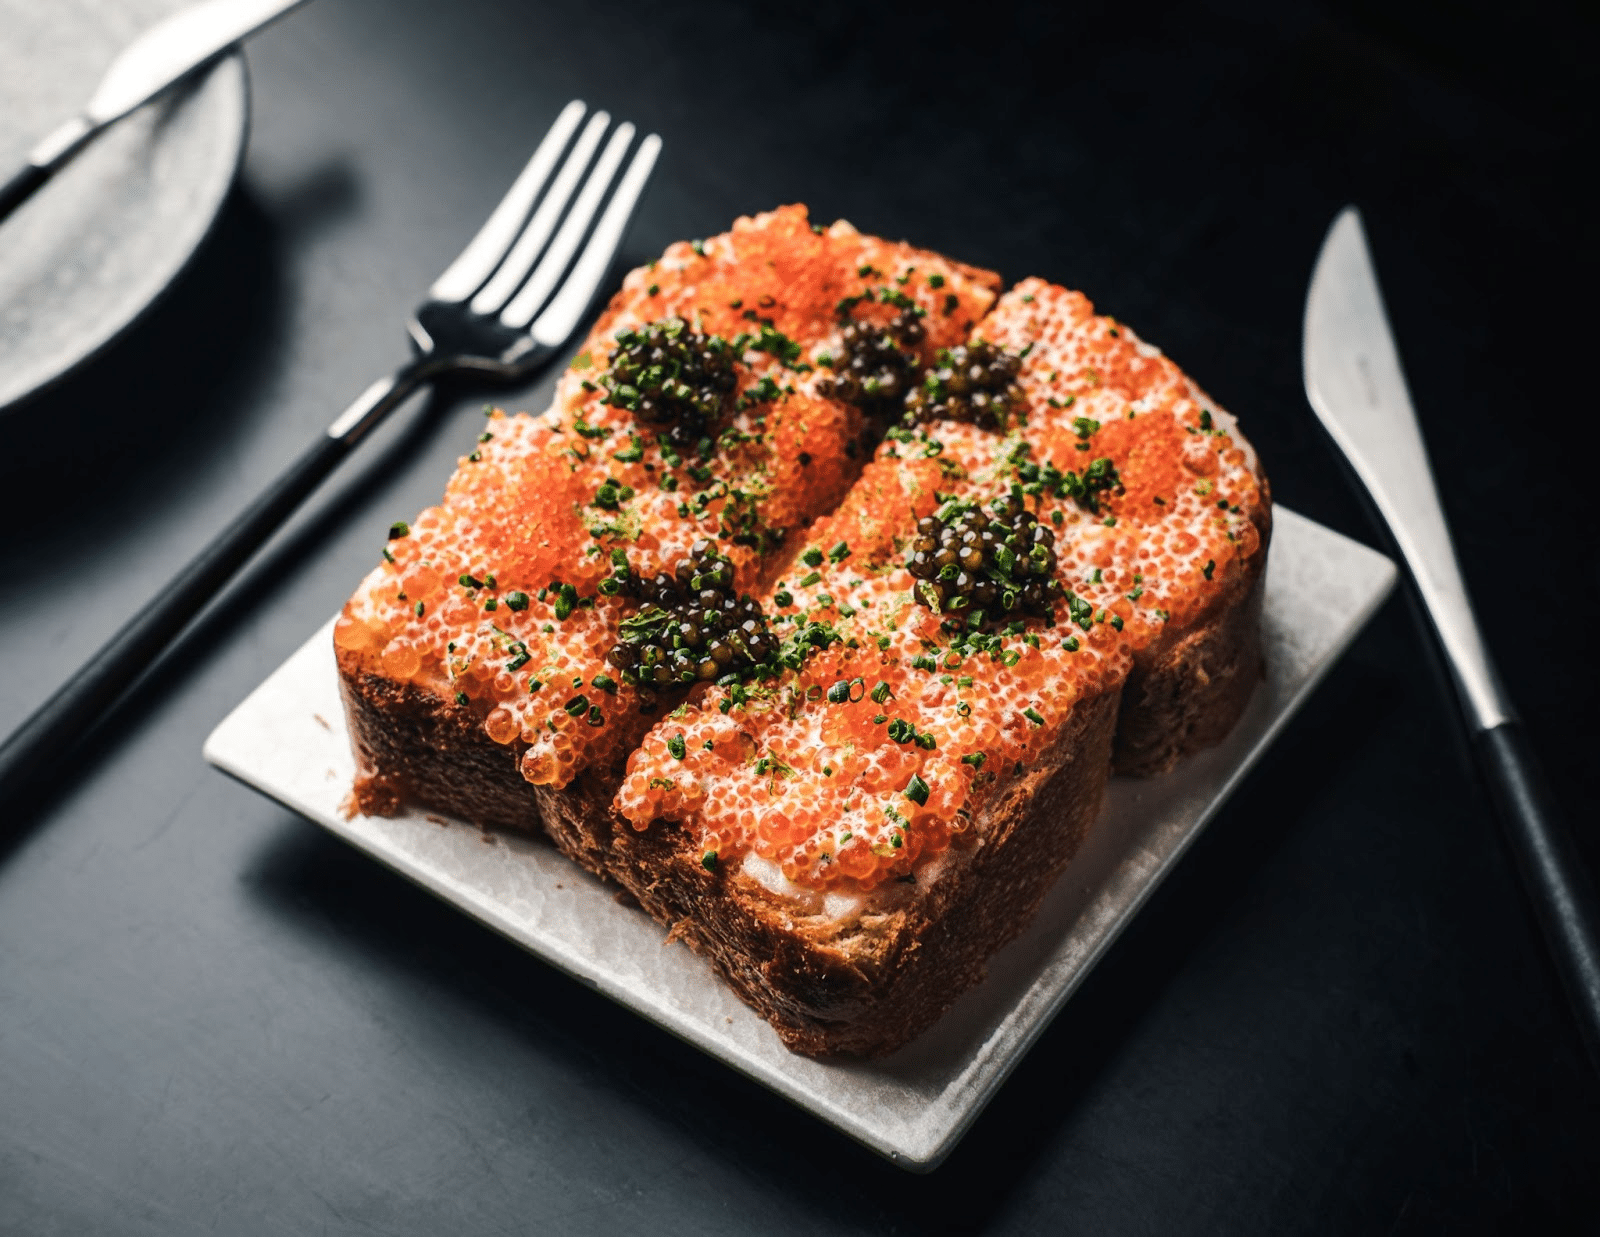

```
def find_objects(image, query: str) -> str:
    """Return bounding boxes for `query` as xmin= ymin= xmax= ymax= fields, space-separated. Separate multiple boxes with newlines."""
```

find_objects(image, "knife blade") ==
xmin=1304 ymin=206 xmax=1600 ymax=1072
xmin=0 ymin=0 xmax=310 ymax=224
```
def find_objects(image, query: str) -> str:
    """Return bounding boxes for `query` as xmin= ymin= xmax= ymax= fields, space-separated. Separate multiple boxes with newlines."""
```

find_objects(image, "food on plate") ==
xmin=334 ymin=206 xmax=1270 ymax=1056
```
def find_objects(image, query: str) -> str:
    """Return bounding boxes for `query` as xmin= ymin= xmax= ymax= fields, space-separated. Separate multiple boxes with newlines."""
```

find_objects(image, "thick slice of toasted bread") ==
xmin=335 ymin=211 xmax=1270 ymax=1057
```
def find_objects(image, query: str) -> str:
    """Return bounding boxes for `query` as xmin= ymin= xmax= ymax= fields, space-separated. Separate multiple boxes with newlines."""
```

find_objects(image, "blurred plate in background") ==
xmin=0 ymin=0 xmax=247 ymax=413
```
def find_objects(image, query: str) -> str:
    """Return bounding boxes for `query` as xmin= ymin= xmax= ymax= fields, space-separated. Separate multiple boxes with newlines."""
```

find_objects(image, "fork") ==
xmin=0 ymin=99 xmax=661 ymax=813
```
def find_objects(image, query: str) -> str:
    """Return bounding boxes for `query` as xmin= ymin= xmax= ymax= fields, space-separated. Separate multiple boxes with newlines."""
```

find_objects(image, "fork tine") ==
xmin=428 ymin=100 xmax=586 ymax=304
xmin=531 ymin=133 xmax=663 ymax=347
xmin=498 ymin=122 xmax=636 ymax=330
xmin=471 ymin=110 xmax=612 ymax=316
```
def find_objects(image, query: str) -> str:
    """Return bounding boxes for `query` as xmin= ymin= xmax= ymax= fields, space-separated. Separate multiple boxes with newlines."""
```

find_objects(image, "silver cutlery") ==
xmin=1303 ymin=206 xmax=1600 ymax=1069
xmin=0 ymin=99 xmax=661 ymax=811
xmin=0 ymin=0 xmax=312 ymax=224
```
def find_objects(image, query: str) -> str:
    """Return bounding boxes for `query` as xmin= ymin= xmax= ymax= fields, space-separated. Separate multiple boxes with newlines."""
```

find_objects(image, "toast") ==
xmin=336 ymin=209 xmax=1270 ymax=1057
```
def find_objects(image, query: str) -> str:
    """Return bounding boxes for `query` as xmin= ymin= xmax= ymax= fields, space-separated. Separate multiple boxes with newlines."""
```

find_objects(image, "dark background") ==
xmin=2 ymin=0 xmax=1596 ymax=1231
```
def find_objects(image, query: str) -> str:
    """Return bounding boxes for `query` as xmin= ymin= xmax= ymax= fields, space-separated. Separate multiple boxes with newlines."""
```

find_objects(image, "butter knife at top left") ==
xmin=0 ymin=0 xmax=310 ymax=224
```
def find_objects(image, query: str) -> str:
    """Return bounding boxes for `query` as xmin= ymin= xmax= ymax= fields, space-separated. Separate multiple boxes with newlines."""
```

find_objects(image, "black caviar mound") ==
xmin=605 ymin=539 xmax=777 ymax=686
xmin=906 ymin=494 xmax=1061 ymax=623
xmin=824 ymin=311 xmax=926 ymax=420
xmin=902 ymin=341 xmax=1024 ymax=431
xmin=601 ymin=318 xmax=737 ymax=448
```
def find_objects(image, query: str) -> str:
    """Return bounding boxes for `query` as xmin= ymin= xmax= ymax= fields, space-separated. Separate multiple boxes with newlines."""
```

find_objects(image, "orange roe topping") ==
xmin=337 ymin=207 xmax=1001 ymax=790
xmin=615 ymin=278 xmax=1267 ymax=893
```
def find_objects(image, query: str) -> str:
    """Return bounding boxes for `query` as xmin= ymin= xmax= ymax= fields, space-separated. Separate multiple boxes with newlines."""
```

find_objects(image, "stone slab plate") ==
xmin=205 ymin=507 xmax=1396 ymax=1169
xmin=0 ymin=0 xmax=247 ymax=412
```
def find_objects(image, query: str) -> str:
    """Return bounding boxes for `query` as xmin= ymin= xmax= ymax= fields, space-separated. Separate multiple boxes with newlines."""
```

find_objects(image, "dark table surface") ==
xmin=3 ymin=0 xmax=1596 ymax=1231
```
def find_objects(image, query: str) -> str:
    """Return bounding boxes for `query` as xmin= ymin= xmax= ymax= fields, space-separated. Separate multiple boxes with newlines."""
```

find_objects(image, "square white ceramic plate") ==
xmin=205 ymin=506 xmax=1394 ymax=1169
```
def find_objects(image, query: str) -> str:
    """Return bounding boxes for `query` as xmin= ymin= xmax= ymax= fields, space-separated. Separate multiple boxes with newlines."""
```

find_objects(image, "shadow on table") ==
xmin=234 ymin=627 xmax=1395 ymax=1230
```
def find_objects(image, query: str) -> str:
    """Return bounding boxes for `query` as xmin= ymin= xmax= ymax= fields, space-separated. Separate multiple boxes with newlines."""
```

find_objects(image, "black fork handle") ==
xmin=0 ymin=357 xmax=433 ymax=814
xmin=2 ymin=117 xmax=94 ymax=224
xmin=0 ymin=162 xmax=51 ymax=223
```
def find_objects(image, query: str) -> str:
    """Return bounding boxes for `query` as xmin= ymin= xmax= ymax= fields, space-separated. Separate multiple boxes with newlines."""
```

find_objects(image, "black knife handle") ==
xmin=0 ymin=162 xmax=50 ymax=224
xmin=1474 ymin=721 xmax=1600 ymax=1070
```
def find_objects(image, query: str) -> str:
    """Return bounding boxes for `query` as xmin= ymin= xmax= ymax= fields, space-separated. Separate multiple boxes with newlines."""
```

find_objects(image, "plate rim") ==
xmin=0 ymin=49 xmax=249 ymax=414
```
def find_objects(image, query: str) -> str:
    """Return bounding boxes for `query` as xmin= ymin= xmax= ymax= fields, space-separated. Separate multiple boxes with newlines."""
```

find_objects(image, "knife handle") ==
xmin=0 ymin=162 xmax=50 ymax=224
xmin=1474 ymin=721 xmax=1600 ymax=1070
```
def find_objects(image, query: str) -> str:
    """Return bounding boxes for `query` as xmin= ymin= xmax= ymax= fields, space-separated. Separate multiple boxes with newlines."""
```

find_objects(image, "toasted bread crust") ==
xmin=339 ymin=658 xmax=541 ymax=832
xmin=533 ymin=687 xmax=1118 ymax=1056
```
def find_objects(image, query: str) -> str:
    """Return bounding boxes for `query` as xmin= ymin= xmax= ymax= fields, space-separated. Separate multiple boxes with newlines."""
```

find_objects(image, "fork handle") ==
xmin=0 ymin=163 xmax=51 ymax=223
xmin=0 ymin=357 xmax=433 ymax=815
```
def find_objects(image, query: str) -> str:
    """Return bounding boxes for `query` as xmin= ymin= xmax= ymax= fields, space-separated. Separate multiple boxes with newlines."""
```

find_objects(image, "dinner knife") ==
xmin=1303 ymin=206 xmax=1600 ymax=1071
xmin=0 ymin=0 xmax=310 ymax=225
